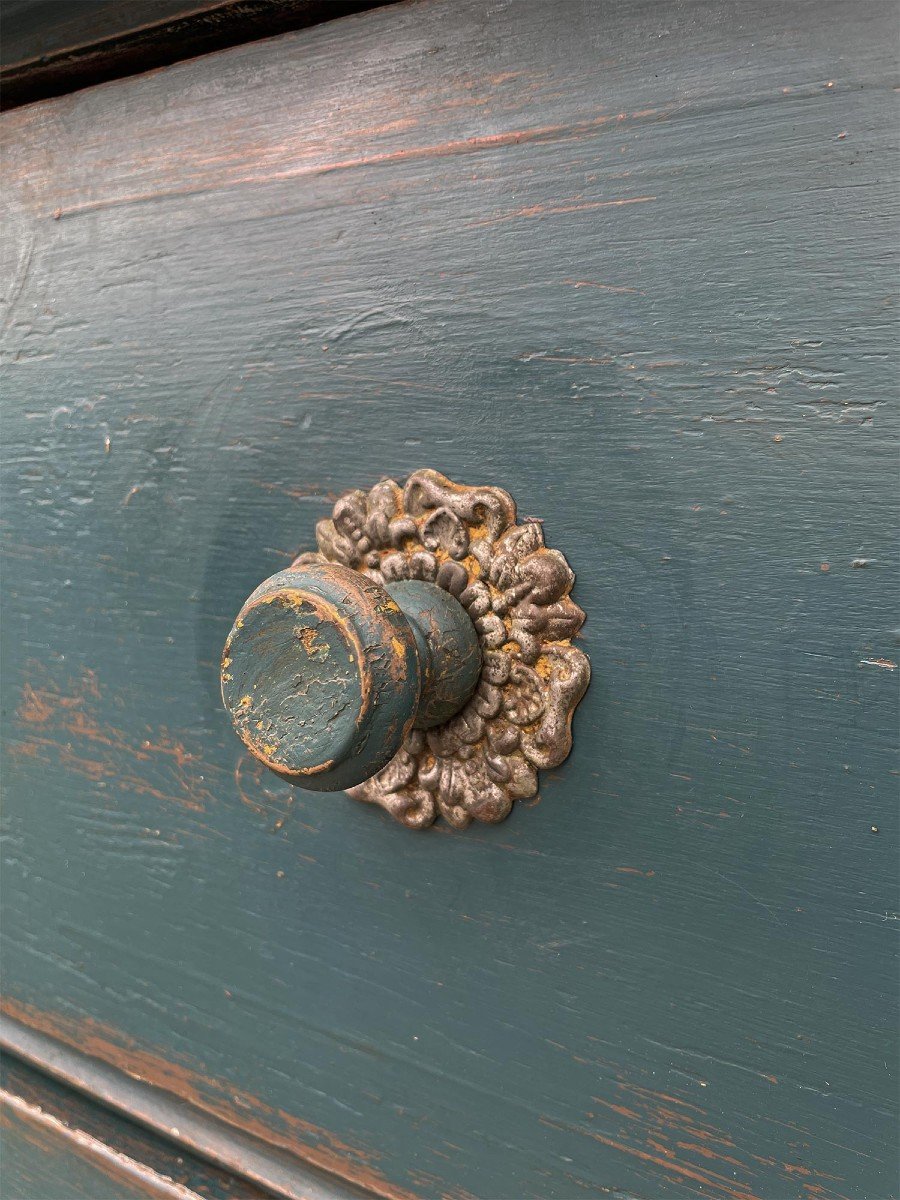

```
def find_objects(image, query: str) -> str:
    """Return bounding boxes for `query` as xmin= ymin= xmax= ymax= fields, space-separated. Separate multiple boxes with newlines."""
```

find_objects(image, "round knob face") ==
xmin=222 ymin=563 xmax=421 ymax=791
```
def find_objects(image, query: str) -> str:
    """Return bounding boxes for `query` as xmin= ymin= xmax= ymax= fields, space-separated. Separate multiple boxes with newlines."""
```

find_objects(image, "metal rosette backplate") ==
xmin=295 ymin=469 xmax=590 ymax=829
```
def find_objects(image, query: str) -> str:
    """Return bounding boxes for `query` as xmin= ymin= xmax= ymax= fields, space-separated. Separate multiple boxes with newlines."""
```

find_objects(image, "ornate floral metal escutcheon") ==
xmin=222 ymin=470 xmax=590 ymax=829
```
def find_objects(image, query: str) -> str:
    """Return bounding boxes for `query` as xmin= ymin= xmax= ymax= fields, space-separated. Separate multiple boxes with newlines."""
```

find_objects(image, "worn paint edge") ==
xmin=0 ymin=1015 xmax=389 ymax=1200
xmin=1 ymin=1052 xmax=277 ymax=1200
xmin=1 ymin=1085 xmax=206 ymax=1200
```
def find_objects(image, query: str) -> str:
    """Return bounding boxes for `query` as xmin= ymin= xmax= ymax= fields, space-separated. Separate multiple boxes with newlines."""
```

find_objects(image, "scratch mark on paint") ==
xmin=469 ymin=196 xmax=656 ymax=228
xmin=563 ymin=279 xmax=646 ymax=295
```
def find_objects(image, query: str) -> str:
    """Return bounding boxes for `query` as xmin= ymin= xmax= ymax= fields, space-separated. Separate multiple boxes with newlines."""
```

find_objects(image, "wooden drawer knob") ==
xmin=221 ymin=562 xmax=481 ymax=791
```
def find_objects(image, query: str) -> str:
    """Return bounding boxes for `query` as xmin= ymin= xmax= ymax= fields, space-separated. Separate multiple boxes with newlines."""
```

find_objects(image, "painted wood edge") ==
xmin=1 ymin=1087 xmax=206 ymax=1200
xmin=0 ymin=1015 xmax=388 ymax=1200
xmin=1 ymin=0 xmax=397 ymax=111
xmin=0 ymin=1 xmax=230 ymax=70
xmin=1 ymin=1052 xmax=278 ymax=1200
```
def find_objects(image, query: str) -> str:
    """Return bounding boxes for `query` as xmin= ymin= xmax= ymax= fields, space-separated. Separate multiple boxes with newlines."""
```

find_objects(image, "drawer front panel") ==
xmin=2 ymin=2 xmax=896 ymax=1197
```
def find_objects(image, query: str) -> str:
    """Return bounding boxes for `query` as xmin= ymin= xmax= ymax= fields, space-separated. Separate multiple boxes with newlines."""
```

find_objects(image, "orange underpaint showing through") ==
xmin=38 ymin=108 xmax=674 ymax=219
xmin=18 ymin=683 xmax=54 ymax=725
xmin=1 ymin=998 xmax=420 ymax=1200
xmin=231 ymin=754 xmax=305 ymax=833
xmin=10 ymin=662 xmax=215 ymax=814
xmin=599 ymin=1079 xmax=851 ymax=1200
xmin=468 ymin=195 xmax=656 ymax=228
xmin=541 ymin=1113 xmax=764 ymax=1200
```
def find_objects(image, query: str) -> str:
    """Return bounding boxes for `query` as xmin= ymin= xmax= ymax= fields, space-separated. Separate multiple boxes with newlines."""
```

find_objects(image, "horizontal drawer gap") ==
xmin=2 ymin=0 xmax=396 ymax=111
xmin=1 ymin=1015 xmax=385 ymax=1200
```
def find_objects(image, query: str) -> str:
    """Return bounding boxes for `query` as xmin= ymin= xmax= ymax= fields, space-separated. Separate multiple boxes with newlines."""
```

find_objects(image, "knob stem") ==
xmin=387 ymin=580 xmax=482 ymax=731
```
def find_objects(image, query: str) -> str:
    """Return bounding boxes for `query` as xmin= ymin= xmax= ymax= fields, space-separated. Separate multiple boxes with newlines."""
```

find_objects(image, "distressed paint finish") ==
xmin=385 ymin=581 xmax=481 ymax=730
xmin=0 ymin=1052 xmax=278 ymax=1200
xmin=223 ymin=559 xmax=482 ymax=792
xmin=1 ymin=1097 xmax=192 ymax=1200
xmin=0 ymin=3 xmax=897 ymax=1200
xmin=223 ymin=561 xmax=427 ymax=791
xmin=1 ymin=1013 xmax=380 ymax=1200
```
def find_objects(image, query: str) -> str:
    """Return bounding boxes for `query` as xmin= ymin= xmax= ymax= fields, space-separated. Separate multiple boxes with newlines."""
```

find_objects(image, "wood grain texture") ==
xmin=1 ymin=2 xmax=897 ymax=1198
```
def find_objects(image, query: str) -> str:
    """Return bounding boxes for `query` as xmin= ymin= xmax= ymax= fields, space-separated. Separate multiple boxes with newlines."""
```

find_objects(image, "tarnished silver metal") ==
xmin=295 ymin=469 xmax=590 ymax=829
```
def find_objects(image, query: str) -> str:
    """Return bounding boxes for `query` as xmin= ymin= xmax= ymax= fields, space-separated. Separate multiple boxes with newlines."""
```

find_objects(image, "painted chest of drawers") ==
xmin=1 ymin=2 xmax=897 ymax=1197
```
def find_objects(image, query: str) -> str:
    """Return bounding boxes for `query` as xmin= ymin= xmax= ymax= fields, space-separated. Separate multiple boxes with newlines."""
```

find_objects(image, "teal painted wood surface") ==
xmin=1 ymin=1 xmax=897 ymax=1197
